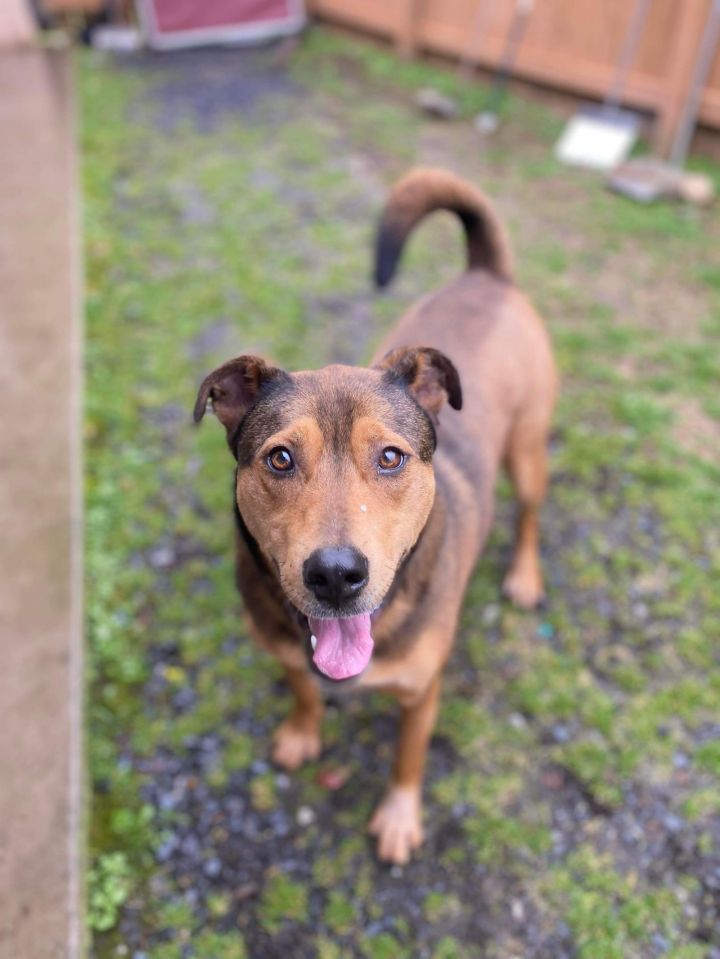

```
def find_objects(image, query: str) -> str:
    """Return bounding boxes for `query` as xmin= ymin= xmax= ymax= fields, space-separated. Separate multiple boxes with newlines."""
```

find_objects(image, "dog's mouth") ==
xmin=305 ymin=613 xmax=374 ymax=682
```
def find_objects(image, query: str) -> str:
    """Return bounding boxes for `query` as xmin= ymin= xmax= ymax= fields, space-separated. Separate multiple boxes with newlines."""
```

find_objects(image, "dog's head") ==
xmin=194 ymin=348 xmax=461 ymax=682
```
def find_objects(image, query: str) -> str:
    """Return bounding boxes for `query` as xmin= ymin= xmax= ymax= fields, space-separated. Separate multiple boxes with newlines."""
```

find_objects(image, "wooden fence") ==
xmin=307 ymin=0 xmax=720 ymax=154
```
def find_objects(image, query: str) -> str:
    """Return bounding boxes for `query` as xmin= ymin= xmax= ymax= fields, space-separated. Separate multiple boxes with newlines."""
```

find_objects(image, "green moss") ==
xmin=694 ymin=740 xmax=720 ymax=777
xmin=323 ymin=890 xmax=355 ymax=934
xmin=464 ymin=806 xmax=551 ymax=865
xmin=157 ymin=899 xmax=195 ymax=931
xmin=258 ymin=873 xmax=309 ymax=934
xmin=432 ymin=771 xmax=486 ymax=808
xmin=664 ymin=947 xmax=710 ymax=959
xmin=423 ymin=892 xmax=463 ymax=923
xmin=312 ymin=834 xmax=366 ymax=886
xmin=206 ymin=892 xmax=232 ymax=919
xmin=682 ymin=787 xmax=720 ymax=820
xmin=249 ymin=773 xmax=277 ymax=811
xmin=316 ymin=938 xmax=343 ymax=959
xmin=553 ymin=739 xmax=624 ymax=808
xmin=509 ymin=649 xmax=616 ymax=736
xmin=361 ymin=932 xmax=408 ymax=959
xmin=224 ymin=731 xmax=255 ymax=769
xmin=87 ymin=852 xmax=132 ymax=932
xmin=432 ymin=937 xmax=473 ymax=959
xmin=437 ymin=697 xmax=491 ymax=756
xmin=147 ymin=943 xmax=183 ymax=959
xmin=191 ymin=930 xmax=247 ymax=959
xmin=544 ymin=846 xmax=689 ymax=959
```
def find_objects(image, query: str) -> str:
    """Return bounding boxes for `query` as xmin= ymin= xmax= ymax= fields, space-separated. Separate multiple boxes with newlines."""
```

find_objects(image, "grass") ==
xmin=82 ymin=25 xmax=720 ymax=959
xmin=258 ymin=873 xmax=308 ymax=934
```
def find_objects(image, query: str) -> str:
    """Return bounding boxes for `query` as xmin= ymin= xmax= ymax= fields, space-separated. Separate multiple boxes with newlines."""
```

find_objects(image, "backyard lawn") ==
xmin=84 ymin=28 xmax=720 ymax=959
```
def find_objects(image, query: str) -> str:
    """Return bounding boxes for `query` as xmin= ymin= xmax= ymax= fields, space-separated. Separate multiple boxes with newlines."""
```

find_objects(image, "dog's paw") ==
xmin=502 ymin=565 xmax=545 ymax=610
xmin=272 ymin=721 xmax=321 ymax=771
xmin=368 ymin=786 xmax=423 ymax=865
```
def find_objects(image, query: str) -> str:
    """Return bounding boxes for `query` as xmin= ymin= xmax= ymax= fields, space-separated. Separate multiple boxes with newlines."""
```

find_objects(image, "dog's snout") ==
xmin=303 ymin=546 xmax=369 ymax=606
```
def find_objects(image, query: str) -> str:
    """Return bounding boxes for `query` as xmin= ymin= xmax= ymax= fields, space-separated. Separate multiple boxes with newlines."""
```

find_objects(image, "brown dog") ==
xmin=194 ymin=168 xmax=557 ymax=864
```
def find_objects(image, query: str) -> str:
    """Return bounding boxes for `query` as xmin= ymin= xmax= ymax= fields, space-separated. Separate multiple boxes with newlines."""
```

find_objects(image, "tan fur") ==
xmin=234 ymin=372 xmax=437 ymax=618
xmin=377 ymin=167 xmax=515 ymax=282
xmin=195 ymin=168 xmax=557 ymax=865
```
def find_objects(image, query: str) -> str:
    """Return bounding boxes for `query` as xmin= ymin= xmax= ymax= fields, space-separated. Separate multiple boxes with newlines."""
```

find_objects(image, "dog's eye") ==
xmin=378 ymin=447 xmax=405 ymax=472
xmin=267 ymin=447 xmax=294 ymax=473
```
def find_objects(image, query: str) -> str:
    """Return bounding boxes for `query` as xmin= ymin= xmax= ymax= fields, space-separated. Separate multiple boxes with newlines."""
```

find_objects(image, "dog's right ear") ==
xmin=193 ymin=355 xmax=289 ymax=438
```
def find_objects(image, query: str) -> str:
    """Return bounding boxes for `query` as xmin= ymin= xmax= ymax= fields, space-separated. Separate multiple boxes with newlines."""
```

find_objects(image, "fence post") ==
xmin=396 ymin=0 xmax=418 ymax=57
xmin=654 ymin=0 xmax=710 ymax=157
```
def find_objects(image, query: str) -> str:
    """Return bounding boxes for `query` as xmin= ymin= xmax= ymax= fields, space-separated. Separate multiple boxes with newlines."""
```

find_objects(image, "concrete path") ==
xmin=0 ymin=50 xmax=82 ymax=959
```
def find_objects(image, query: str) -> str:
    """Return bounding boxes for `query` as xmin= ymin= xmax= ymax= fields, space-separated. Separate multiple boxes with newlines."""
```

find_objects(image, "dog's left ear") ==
xmin=376 ymin=346 xmax=462 ymax=418
xmin=193 ymin=354 xmax=289 ymax=437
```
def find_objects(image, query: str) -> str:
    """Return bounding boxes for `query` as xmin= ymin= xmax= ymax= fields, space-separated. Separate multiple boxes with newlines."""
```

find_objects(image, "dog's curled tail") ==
xmin=374 ymin=167 xmax=514 ymax=288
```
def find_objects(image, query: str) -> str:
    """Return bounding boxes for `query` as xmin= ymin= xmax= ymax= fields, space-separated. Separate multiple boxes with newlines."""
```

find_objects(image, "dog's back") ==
xmin=373 ymin=167 xmax=557 ymax=480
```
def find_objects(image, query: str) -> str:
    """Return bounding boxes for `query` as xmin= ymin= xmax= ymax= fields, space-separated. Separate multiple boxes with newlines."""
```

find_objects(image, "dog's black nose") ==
xmin=303 ymin=546 xmax=369 ymax=606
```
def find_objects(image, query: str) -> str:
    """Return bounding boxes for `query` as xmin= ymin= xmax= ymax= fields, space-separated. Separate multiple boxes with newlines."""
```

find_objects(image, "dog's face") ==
xmin=194 ymin=348 xmax=461 ymax=680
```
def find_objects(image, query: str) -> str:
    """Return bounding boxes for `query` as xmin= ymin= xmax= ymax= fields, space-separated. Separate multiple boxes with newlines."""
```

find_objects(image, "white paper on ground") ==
xmin=555 ymin=116 xmax=637 ymax=171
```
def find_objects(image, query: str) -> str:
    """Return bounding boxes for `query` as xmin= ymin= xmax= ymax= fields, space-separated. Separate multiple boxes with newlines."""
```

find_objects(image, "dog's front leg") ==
xmin=369 ymin=673 xmax=441 ymax=865
xmin=272 ymin=666 xmax=324 ymax=771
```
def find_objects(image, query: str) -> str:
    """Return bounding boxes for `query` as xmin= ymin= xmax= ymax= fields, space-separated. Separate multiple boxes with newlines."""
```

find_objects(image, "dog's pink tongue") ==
xmin=309 ymin=614 xmax=374 ymax=680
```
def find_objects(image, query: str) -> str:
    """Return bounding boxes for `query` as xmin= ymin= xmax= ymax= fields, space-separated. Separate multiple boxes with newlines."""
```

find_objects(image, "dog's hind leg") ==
xmin=368 ymin=674 xmax=442 ymax=864
xmin=502 ymin=412 xmax=551 ymax=610
xmin=272 ymin=667 xmax=324 ymax=771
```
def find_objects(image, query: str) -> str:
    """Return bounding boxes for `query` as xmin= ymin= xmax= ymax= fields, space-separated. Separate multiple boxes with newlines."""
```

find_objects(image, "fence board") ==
xmin=308 ymin=0 xmax=720 ymax=153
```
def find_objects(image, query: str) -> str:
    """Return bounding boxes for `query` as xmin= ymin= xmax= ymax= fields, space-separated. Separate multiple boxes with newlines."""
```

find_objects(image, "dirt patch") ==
xmin=667 ymin=396 xmax=720 ymax=463
xmin=122 ymin=45 xmax=301 ymax=131
xmin=588 ymin=244 xmax=709 ymax=339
